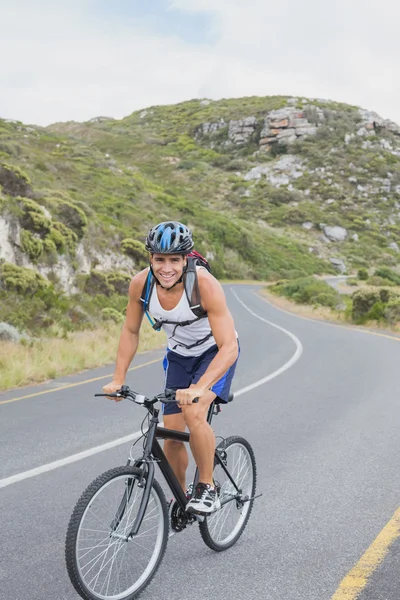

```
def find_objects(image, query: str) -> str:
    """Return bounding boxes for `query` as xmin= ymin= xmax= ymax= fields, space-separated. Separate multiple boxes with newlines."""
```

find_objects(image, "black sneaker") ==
xmin=186 ymin=482 xmax=221 ymax=515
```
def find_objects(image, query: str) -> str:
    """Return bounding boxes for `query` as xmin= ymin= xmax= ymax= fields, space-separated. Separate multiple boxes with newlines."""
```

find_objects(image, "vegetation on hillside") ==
xmin=1 ymin=94 xmax=400 ymax=340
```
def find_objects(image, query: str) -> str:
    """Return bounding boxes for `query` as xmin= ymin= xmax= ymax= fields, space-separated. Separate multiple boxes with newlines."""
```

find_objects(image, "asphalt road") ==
xmin=1 ymin=284 xmax=400 ymax=600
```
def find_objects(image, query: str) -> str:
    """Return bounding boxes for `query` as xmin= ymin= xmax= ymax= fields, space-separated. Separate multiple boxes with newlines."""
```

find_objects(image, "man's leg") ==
xmin=181 ymin=390 xmax=217 ymax=486
xmin=163 ymin=412 xmax=188 ymax=491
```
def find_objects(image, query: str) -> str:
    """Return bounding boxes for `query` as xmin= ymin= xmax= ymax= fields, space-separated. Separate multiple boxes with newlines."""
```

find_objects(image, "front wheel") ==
xmin=65 ymin=466 xmax=168 ymax=600
xmin=199 ymin=436 xmax=257 ymax=551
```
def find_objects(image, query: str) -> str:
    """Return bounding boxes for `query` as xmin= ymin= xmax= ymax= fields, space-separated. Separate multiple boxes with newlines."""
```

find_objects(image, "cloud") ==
xmin=1 ymin=0 xmax=399 ymax=125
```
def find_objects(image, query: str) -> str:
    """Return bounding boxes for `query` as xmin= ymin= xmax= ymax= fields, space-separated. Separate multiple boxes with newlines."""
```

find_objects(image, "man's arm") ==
xmin=103 ymin=269 xmax=148 ymax=396
xmin=189 ymin=269 xmax=238 ymax=394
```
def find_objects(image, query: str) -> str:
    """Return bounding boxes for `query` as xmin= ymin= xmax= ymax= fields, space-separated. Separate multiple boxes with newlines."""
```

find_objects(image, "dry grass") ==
xmin=0 ymin=320 xmax=166 ymax=391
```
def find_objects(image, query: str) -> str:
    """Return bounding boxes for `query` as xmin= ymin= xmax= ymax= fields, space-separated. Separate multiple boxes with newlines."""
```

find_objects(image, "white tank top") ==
xmin=148 ymin=269 xmax=216 ymax=357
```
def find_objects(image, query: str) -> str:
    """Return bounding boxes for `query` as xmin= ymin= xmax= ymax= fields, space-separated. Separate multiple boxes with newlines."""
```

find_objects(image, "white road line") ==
xmin=231 ymin=289 xmax=303 ymax=396
xmin=0 ymin=290 xmax=303 ymax=490
xmin=0 ymin=432 xmax=146 ymax=489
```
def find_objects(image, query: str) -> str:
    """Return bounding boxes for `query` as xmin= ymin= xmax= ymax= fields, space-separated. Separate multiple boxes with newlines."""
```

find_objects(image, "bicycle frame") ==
xmin=127 ymin=400 xmax=241 ymax=537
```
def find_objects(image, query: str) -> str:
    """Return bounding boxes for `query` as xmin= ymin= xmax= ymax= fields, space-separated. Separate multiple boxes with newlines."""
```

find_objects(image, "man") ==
xmin=103 ymin=221 xmax=239 ymax=514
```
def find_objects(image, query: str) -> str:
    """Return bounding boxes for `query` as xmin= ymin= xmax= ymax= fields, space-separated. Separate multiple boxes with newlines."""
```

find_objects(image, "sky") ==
xmin=1 ymin=0 xmax=399 ymax=126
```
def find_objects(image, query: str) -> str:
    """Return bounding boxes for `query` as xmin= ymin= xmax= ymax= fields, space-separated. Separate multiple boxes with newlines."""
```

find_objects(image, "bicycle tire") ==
xmin=65 ymin=466 xmax=168 ymax=600
xmin=199 ymin=436 xmax=257 ymax=551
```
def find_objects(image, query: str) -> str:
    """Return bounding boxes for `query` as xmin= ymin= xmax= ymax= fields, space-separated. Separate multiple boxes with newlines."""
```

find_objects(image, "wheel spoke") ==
xmin=67 ymin=469 xmax=167 ymax=600
xmin=200 ymin=439 xmax=256 ymax=550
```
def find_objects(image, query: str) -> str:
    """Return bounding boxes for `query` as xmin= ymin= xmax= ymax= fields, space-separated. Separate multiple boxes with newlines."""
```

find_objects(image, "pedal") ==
xmin=242 ymin=492 xmax=263 ymax=503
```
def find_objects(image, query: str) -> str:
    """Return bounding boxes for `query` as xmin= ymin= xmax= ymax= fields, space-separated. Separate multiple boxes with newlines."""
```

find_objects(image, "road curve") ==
xmin=1 ymin=284 xmax=400 ymax=600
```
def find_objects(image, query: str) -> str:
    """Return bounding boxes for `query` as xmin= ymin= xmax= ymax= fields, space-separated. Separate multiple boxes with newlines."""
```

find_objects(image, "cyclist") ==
xmin=103 ymin=221 xmax=239 ymax=514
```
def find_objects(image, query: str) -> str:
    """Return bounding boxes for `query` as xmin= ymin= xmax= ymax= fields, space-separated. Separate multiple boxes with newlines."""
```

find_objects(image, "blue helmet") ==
xmin=145 ymin=221 xmax=194 ymax=254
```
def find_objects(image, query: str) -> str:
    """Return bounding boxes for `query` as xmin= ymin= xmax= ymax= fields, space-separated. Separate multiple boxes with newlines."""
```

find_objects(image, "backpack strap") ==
xmin=140 ymin=270 xmax=159 ymax=329
xmin=184 ymin=257 xmax=207 ymax=319
xmin=140 ymin=258 xmax=208 ymax=330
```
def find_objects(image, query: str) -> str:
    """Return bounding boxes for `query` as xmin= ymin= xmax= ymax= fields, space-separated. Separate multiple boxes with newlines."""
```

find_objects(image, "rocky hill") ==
xmin=1 ymin=94 xmax=400 ymax=334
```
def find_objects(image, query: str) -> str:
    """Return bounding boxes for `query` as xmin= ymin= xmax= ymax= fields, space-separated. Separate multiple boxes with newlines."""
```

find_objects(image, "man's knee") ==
xmin=182 ymin=406 xmax=207 ymax=431
xmin=164 ymin=439 xmax=185 ymax=453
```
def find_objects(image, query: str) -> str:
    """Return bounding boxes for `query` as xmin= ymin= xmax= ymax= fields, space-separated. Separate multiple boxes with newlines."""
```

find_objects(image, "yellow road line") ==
xmin=331 ymin=507 xmax=400 ymax=599
xmin=0 ymin=357 xmax=161 ymax=406
xmin=254 ymin=291 xmax=400 ymax=596
xmin=256 ymin=292 xmax=400 ymax=343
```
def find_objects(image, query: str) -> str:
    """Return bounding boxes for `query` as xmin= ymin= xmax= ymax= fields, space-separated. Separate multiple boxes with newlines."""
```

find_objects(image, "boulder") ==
xmin=324 ymin=226 xmax=348 ymax=242
xmin=329 ymin=258 xmax=347 ymax=273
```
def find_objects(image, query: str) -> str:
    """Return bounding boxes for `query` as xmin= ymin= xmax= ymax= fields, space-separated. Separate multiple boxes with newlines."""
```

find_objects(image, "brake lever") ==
xmin=162 ymin=389 xmax=199 ymax=404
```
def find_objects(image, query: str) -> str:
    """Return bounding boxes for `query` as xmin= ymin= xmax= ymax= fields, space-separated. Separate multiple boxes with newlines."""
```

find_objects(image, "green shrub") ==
xmin=18 ymin=197 xmax=52 ymax=235
xmin=84 ymin=271 xmax=113 ymax=296
xmin=43 ymin=237 xmax=57 ymax=254
xmin=49 ymin=222 xmax=77 ymax=254
xmin=357 ymin=268 xmax=369 ymax=280
xmin=384 ymin=298 xmax=400 ymax=324
xmin=20 ymin=230 xmax=43 ymax=260
xmin=280 ymin=269 xmax=309 ymax=280
xmin=374 ymin=267 xmax=400 ymax=285
xmin=55 ymin=200 xmax=87 ymax=238
xmin=0 ymin=163 xmax=32 ymax=197
xmin=121 ymin=238 xmax=148 ymax=264
xmin=268 ymin=188 xmax=303 ymax=206
xmin=0 ymin=263 xmax=50 ymax=295
xmin=107 ymin=272 xmax=131 ymax=295
xmin=272 ymin=276 xmax=340 ymax=306
xmin=367 ymin=276 xmax=395 ymax=287
xmin=366 ymin=301 xmax=386 ymax=321
xmin=101 ymin=307 xmax=125 ymax=323
xmin=311 ymin=292 xmax=338 ymax=308
xmin=351 ymin=289 xmax=381 ymax=321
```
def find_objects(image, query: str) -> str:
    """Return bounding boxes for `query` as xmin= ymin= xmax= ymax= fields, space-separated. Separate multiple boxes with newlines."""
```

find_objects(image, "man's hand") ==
xmin=175 ymin=385 xmax=208 ymax=405
xmin=102 ymin=381 xmax=125 ymax=402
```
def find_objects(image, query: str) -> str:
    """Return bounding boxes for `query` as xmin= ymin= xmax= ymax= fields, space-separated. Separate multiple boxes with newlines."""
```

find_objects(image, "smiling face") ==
xmin=150 ymin=253 xmax=187 ymax=289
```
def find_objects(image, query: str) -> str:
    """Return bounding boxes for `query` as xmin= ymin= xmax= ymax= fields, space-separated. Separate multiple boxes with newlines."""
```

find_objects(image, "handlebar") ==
xmin=94 ymin=385 xmax=199 ymax=406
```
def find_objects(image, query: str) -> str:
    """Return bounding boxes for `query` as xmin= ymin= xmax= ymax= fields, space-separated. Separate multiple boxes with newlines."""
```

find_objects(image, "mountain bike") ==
xmin=65 ymin=385 xmax=259 ymax=600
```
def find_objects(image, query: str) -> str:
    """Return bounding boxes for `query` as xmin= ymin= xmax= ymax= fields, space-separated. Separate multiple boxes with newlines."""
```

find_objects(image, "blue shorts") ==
xmin=162 ymin=342 xmax=239 ymax=416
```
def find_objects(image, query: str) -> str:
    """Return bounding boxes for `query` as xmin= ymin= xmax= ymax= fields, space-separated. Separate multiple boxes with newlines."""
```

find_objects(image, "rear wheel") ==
xmin=199 ymin=436 xmax=256 ymax=551
xmin=65 ymin=466 xmax=168 ymax=600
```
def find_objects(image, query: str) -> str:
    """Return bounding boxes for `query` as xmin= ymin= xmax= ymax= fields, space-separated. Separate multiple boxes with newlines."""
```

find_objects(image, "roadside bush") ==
xmin=351 ymin=288 xmax=400 ymax=322
xmin=357 ymin=268 xmax=369 ymax=280
xmin=366 ymin=302 xmax=386 ymax=321
xmin=272 ymin=276 xmax=340 ymax=306
xmin=312 ymin=292 xmax=338 ymax=308
xmin=384 ymin=298 xmax=400 ymax=325
xmin=374 ymin=267 xmax=400 ymax=285
xmin=351 ymin=289 xmax=380 ymax=321
xmin=367 ymin=276 xmax=395 ymax=287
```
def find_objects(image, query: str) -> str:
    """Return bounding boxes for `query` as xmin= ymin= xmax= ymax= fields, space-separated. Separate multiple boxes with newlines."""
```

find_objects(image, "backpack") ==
xmin=140 ymin=251 xmax=212 ymax=332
